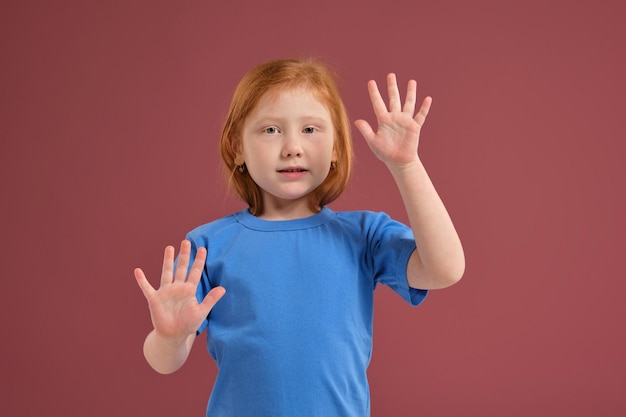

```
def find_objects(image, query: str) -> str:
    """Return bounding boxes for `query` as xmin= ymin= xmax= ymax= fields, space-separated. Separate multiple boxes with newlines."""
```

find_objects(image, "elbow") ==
xmin=441 ymin=255 xmax=466 ymax=288
xmin=152 ymin=366 xmax=179 ymax=375
xmin=428 ymin=257 xmax=465 ymax=289
xmin=443 ymin=262 xmax=465 ymax=288
xmin=440 ymin=247 xmax=466 ymax=288
xmin=407 ymin=251 xmax=465 ymax=289
xmin=144 ymin=352 xmax=184 ymax=375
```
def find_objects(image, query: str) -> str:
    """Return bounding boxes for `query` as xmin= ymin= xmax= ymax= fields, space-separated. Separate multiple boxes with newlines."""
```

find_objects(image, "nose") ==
xmin=281 ymin=132 xmax=303 ymax=158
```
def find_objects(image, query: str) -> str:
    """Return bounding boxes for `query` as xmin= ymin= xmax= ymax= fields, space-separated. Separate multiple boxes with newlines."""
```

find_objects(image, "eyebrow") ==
xmin=250 ymin=116 xmax=331 ymax=126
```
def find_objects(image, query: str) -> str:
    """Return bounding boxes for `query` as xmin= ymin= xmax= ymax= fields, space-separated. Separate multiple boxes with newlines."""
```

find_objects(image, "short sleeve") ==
xmin=368 ymin=212 xmax=428 ymax=306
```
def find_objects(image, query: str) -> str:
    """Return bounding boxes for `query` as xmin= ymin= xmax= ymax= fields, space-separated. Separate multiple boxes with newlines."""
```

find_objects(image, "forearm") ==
xmin=143 ymin=329 xmax=196 ymax=374
xmin=389 ymin=159 xmax=465 ymax=289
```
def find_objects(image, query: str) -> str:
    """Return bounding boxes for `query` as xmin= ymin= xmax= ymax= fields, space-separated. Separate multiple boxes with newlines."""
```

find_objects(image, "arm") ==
xmin=135 ymin=240 xmax=225 ymax=374
xmin=354 ymin=74 xmax=465 ymax=290
xmin=142 ymin=330 xmax=196 ymax=375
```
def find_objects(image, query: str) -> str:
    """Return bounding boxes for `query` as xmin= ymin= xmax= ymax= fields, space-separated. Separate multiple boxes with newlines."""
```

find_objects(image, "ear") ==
xmin=231 ymin=136 xmax=245 ymax=165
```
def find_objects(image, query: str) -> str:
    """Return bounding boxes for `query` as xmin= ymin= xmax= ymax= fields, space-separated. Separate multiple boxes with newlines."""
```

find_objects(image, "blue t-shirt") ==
xmin=186 ymin=208 xmax=427 ymax=417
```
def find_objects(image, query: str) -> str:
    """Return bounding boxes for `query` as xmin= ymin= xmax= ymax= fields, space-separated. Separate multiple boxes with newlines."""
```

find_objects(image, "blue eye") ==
xmin=264 ymin=127 xmax=279 ymax=134
xmin=303 ymin=127 xmax=316 ymax=134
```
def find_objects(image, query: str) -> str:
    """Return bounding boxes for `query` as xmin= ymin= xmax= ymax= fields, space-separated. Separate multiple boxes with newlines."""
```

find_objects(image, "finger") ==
xmin=174 ymin=240 xmax=191 ymax=282
xmin=353 ymin=119 xmax=376 ymax=143
xmin=414 ymin=96 xmax=432 ymax=127
xmin=186 ymin=246 xmax=207 ymax=286
xmin=367 ymin=80 xmax=388 ymax=117
xmin=387 ymin=73 xmax=402 ymax=113
xmin=160 ymin=245 xmax=175 ymax=288
xmin=134 ymin=268 xmax=156 ymax=300
xmin=199 ymin=286 xmax=226 ymax=314
xmin=403 ymin=79 xmax=417 ymax=114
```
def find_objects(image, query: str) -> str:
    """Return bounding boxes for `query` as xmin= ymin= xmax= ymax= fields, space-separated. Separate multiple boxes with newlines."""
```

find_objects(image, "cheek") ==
xmin=240 ymin=137 xmax=257 ymax=162
xmin=331 ymin=137 xmax=339 ymax=161
xmin=324 ymin=138 xmax=337 ymax=161
xmin=243 ymin=144 xmax=271 ymax=171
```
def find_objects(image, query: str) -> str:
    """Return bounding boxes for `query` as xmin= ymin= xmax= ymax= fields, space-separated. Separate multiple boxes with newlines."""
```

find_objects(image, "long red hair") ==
xmin=219 ymin=58 xmax=353 ymax=216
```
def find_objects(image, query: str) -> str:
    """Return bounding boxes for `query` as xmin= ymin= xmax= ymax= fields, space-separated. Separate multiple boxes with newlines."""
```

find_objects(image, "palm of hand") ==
xmin=135 ymin=242 xmax=225 ymax=342
xmin=145 ymin=280 xmax=206 ymax=341
xmin=355 ymin=73 xmax=432 ymax=168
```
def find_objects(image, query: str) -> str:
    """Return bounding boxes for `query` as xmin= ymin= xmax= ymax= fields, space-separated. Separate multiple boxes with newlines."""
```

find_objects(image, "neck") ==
xmin=257 ymin=197 xmax=318 ymax=220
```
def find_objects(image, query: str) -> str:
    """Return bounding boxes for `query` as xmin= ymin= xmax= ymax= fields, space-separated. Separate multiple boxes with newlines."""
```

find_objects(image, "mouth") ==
xmin=277 ymin=167 xmax=309 ymax=179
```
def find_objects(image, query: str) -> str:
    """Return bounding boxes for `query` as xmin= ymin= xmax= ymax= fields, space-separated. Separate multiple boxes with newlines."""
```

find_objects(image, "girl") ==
xmin=135 ymin=58 xmax=464 ymax=417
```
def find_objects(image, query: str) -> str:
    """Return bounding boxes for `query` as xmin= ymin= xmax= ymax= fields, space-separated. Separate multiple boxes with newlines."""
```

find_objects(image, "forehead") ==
xmin=251 ymin=85 xmax=331 ymax=117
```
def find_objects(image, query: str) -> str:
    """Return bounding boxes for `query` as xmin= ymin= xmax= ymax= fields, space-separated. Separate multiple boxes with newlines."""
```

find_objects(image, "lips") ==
xmin=277 ymin=166 xmax=308 ymax=179
xmin=278 ymin=167 xmax=308 ymax=173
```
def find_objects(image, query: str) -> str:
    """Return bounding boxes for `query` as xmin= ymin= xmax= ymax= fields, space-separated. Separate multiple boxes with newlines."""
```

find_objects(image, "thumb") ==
xmin=134 ymin=268 xmax=156 ymax=300
xmin=354 ymin=119 xmax=375 ymax=143
xmin=199 ymin=286 xmax=226 ymax=312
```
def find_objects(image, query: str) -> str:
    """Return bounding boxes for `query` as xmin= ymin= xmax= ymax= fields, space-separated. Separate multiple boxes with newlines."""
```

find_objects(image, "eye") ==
xmin=303 ymin=126 xmax=316 ymax=134
xmin=264 ymin=126 xmax=280 ymax=134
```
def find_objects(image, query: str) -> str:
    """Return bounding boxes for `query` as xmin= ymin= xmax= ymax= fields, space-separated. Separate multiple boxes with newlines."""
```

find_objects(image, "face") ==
xmin=237 ymin=86 xmax=336 ymax=219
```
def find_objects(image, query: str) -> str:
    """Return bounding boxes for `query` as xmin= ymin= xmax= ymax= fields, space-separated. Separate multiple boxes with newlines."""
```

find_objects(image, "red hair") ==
xmin=220 ymin=58 xmax=353 ymax=216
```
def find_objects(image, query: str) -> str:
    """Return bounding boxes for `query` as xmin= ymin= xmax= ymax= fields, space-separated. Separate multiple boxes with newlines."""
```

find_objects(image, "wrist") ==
xmin=386 ymin=158 xmax=425 ymax=177
xmin=144 ymin=330 xmax=194 ymax=374
xmin=151 ymin=328 xmax=192 ymax=348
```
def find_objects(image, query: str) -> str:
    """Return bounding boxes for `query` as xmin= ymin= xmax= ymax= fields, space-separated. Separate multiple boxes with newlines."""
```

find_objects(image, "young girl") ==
xmin=135 ymin=58 xmax=464 ymax=416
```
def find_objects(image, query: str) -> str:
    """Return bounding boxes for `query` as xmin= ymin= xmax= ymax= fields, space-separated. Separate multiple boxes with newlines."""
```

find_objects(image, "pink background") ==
xmin=2 ymin=0 xmax=625 ymax=415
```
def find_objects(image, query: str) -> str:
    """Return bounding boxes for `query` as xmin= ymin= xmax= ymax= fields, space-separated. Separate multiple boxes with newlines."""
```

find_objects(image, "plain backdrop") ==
xmin=1 ymin=0 xmax=625 ymax=416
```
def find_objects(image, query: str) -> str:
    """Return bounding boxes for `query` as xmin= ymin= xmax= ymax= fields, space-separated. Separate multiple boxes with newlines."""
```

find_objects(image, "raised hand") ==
xmin=354 ymin=73 xmax=432 ymax=169
xmin=135 ymin=240 xmax=225 ymax=343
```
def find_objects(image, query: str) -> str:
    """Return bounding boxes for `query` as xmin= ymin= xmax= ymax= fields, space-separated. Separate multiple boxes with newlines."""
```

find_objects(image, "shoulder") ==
xmin=185 ymin=210 xmax=245 ymax=246
xmin=333 ymin=209 xmax=391 ymax=221
xmin=321 ymin=210 xmax=410 ymax=245
xmin=331 ymin=209 xmax=407 ymax=231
